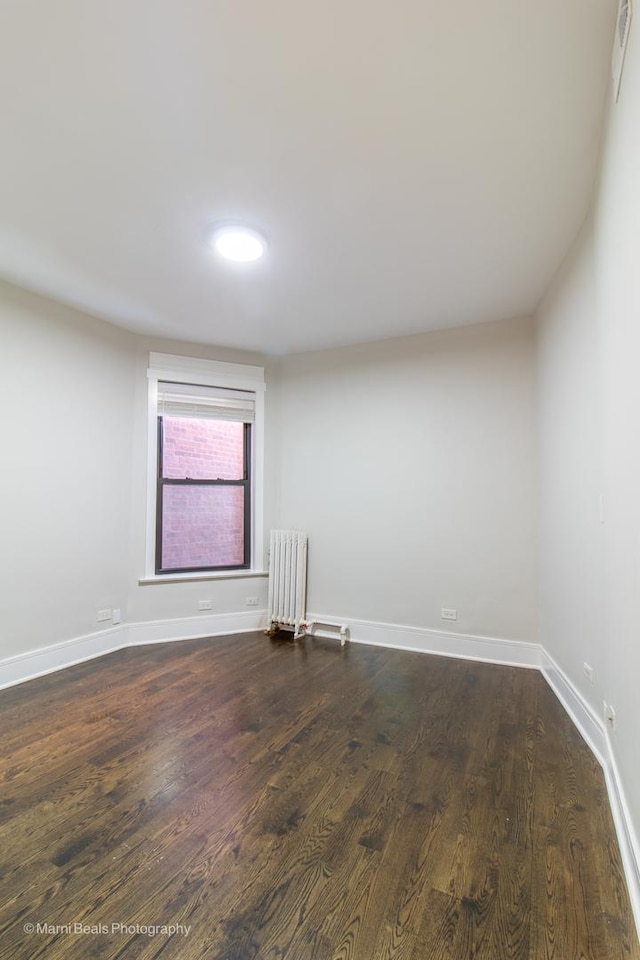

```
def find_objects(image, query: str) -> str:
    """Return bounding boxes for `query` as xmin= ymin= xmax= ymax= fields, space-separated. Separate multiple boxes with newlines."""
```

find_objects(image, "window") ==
xmin=146 ymin=354 xmax=265 ymax=578
xmin=156 ymin=383 xmax=253 ymax=572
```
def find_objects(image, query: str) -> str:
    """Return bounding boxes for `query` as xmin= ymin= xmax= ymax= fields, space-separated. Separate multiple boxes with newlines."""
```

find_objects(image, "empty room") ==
xmin=1 ymin=1 xmax=639 ymax=958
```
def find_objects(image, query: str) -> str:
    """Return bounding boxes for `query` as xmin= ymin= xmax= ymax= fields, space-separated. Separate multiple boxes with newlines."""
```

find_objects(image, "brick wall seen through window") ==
xmin=160 ymin=418 xmax=246 ymax=569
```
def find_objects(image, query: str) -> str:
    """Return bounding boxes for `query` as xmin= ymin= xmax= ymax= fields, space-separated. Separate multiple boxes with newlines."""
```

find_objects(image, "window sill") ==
xmin=139 ymin=570 xmax=268 ymax=585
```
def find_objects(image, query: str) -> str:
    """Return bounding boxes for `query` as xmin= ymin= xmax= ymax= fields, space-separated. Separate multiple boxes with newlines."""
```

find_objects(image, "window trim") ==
xmin=145 ymin=353 xmax=265 ymax=580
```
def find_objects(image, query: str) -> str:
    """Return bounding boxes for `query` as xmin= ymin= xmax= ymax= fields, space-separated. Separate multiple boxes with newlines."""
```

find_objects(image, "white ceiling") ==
xmin=0 ymin=1 xmax=615 ymax=356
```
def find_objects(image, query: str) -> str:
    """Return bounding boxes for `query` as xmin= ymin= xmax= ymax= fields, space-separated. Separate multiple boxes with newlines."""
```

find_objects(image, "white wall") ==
xmin=537 ymin=224 xmax=605 ymax=698
xmin=536 ymin=23 xmax=640 ymax=849
xmin=0 ymin=281 xmax=135 ymax=658
xmin=277 ymin=317 xmax=538 ymax=642
xmin=0 ymin=283 xmax=275 ymax=663
xmin=2 ymin=279 xmax=538 ymax=666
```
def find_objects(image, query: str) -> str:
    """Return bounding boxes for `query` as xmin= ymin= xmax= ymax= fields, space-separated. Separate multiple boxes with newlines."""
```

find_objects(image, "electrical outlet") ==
xmin=198 ymin=600 xmax=213 ymax=611
xmin=441 ymin=608 xmax=457 ymax=621
xmin=112 ymin=608 xmax=121 ymax=625
xmin=583 ymin=662 xmax=594 ymax=683
xmin=604 ymin=701 xmax=617 ymax=731
xmin=97 ymin=609 xmax=111 ymax=622
xmin=246 ymin=597 xmax=259 ymax=606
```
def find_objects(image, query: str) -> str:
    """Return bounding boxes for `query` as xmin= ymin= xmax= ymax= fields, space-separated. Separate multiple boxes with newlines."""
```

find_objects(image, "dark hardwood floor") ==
xmin=0 ymin=633 xmax=637 ymax=959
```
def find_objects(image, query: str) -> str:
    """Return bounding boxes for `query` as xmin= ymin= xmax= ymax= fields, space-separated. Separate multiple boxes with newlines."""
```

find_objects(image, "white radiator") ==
xmin=267 ymin=530 xmax=308 ymax=638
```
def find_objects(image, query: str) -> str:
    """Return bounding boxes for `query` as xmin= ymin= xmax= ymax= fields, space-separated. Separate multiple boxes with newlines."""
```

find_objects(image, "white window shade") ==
xmin=157 ymin=381 xmax=255 ymax=423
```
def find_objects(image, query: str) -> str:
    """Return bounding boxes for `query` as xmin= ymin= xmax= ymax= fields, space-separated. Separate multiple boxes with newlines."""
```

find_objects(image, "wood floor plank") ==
xmin=0 ymin=633 xmax=637 ymax=960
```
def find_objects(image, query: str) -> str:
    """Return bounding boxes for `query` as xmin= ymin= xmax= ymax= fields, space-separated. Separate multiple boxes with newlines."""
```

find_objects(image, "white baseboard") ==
xmin=0 ymin=610 xmax=268 ymax=690
xmin=603 ymin=735 xmax=640 ymax=937
xmin=1 ymin=609 xmax=637 ymax=939
xmin=127 ymin=610 xmax=267 ymax=646
xmin=539 ymin=649 xmax=608 ymax=766
xmin=307 ymin=612 xmax=542 ymax=669
xmin=541 ymin=648 xmax=640 ymax=935
xmin=0 ymin=624 xmax=130 ymax=690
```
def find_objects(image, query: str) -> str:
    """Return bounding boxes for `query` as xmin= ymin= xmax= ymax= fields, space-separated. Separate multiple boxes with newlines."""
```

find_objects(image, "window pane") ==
xmin=162 ymin=417 xmax=245 ymax=480
xmin=161 ymin=486 xmax=245 ymax=569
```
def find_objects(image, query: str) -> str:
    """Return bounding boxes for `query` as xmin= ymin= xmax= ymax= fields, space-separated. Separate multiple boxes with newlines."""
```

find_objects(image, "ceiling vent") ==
xmin=612 ymin=0 xmax=632 ymax=101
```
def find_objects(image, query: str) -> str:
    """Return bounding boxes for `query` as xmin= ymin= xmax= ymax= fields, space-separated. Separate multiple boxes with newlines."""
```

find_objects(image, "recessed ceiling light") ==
xmin=211 ymin=225 xmax=266 ymax=263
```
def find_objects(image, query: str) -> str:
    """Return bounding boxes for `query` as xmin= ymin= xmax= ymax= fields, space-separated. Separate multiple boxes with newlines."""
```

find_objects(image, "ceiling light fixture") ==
xmin=211 ymin=225 xmax=266 ymax=263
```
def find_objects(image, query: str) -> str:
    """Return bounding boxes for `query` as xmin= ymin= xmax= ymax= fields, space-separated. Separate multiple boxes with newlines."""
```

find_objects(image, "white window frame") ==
xmin=143 ymin=352 xmax=266 ymax=580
